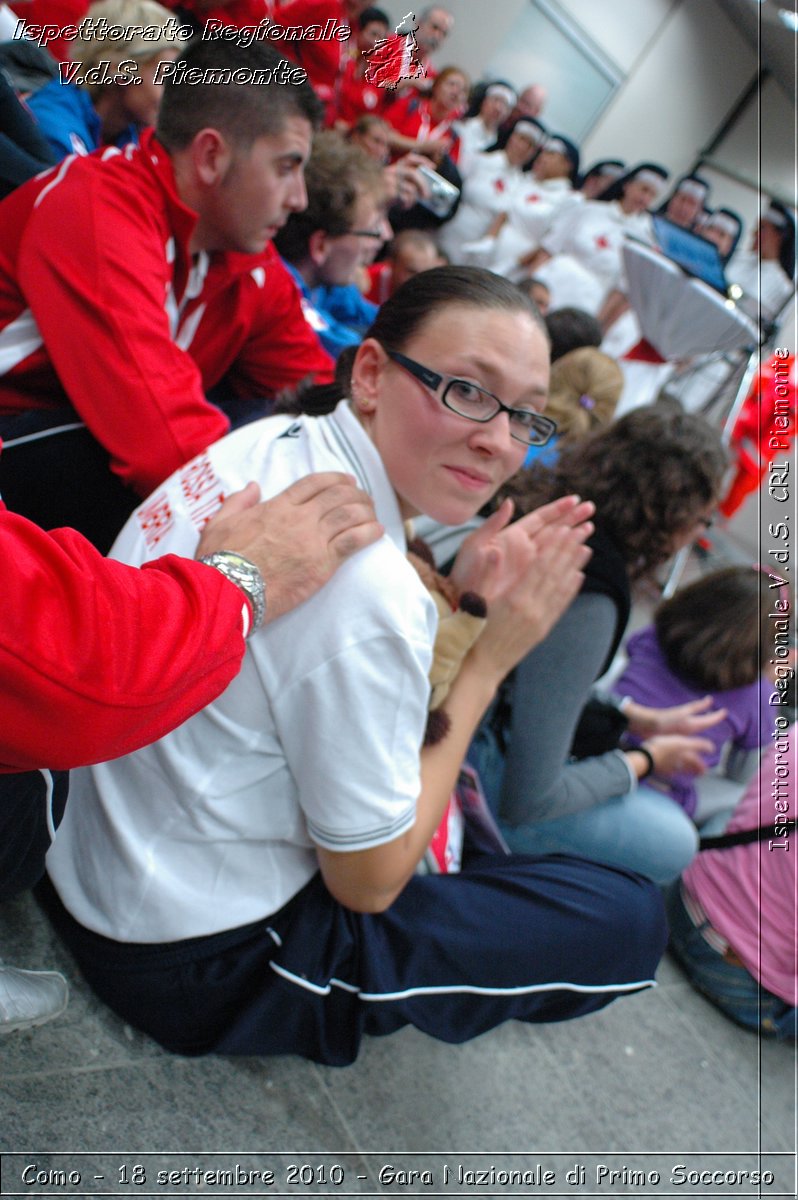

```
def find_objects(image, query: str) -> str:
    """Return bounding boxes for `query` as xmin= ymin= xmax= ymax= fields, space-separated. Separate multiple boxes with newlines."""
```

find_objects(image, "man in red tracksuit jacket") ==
xmin=0 ymin=470 xmax=381 ymax=1034
xmin=0 ymin=38 xmax=335 ymax=551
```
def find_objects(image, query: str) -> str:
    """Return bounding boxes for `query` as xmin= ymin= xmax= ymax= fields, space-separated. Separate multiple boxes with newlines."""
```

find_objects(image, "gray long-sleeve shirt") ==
xmin=500 ymin=591 xmax=634 ymax=826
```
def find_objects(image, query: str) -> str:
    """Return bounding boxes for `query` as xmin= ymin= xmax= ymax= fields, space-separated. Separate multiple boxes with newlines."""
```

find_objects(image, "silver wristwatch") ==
xmin=199 ymin=551 xmax=266 ymax=635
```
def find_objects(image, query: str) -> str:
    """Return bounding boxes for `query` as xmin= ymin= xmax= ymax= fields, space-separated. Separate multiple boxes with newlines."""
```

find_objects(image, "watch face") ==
xmin=201 ymin=553 xmax=266 ymax=631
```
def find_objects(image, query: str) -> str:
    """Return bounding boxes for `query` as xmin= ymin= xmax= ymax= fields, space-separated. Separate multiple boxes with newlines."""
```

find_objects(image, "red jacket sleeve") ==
xmin=17 ymin=164 xmax=230 ymax=496
xmin=0 ymin=509 xmax=247 ymax=772
xmin=226 ymin=253 xmax=335 ymax=396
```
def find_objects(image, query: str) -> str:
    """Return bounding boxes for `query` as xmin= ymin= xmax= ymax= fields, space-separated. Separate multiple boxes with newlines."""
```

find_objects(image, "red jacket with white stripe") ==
xmin=0 ymin=129 xmax=333 ymax=497
xmin=0 ymin=503 xmax=247 ymax=772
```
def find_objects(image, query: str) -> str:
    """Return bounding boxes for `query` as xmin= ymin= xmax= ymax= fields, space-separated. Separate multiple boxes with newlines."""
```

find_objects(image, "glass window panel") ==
xmin=485 ymin=0 xmax=623 ymax=142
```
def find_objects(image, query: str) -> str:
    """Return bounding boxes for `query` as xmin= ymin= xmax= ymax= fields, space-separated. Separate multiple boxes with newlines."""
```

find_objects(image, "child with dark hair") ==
xmin=613 ymin=567 xmax=777 ymax=823
xmin=517 ymin=276 xmax=550 ymax=316
xmin=544 ymin=306 xmax=602 ymax=362
xmin=666 ymin=641 xmax=796 ymax=1039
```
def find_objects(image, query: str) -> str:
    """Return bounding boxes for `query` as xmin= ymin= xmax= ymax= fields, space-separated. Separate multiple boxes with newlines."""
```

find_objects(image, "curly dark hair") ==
xmin=501 ymin=401 xmax=728 ymax=580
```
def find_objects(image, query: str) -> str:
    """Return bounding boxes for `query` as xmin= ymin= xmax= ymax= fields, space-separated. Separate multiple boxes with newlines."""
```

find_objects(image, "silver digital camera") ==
xmin=416 ymin=165 xmax=460 ymax=219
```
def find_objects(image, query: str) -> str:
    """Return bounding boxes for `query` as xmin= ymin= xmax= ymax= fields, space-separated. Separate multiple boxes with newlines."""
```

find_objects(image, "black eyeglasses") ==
xmin=348 ymin=228 xmax=386 ymax=240
xmin=386 ymin=350 xmax=557 ymax=447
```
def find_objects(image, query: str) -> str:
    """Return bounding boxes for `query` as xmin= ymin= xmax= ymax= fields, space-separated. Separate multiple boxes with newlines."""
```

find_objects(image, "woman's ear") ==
xmin=351 ymin=339 xmax=385 ymax=416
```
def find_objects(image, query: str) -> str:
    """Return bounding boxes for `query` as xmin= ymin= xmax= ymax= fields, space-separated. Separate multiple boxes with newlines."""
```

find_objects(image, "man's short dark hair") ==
xmin=156 ymin=38 xmax=323 ymax=151
xmin=358 ymin=6 xmax=390 ymax=29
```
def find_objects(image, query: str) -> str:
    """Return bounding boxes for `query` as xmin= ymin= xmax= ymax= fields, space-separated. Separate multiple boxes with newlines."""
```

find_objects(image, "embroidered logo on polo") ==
xmin=179 ymin=452 xmax=226 ymax=531
xmin=277 ymin=423 xmax=302 ymax=439
xmin=137 ymin=491 xmax=174 ymax=551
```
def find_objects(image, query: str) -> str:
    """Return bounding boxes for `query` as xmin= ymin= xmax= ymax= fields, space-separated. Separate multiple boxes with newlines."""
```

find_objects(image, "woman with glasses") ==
xmin=470 ymin=403 xmax=730 ymax=887
xmin=43 ymin=266 xmax=666 ymax=1064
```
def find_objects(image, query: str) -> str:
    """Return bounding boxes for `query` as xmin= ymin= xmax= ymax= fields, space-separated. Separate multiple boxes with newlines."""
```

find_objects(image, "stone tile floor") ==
xmin=1 ymin=889 xmax=794 ymax=1197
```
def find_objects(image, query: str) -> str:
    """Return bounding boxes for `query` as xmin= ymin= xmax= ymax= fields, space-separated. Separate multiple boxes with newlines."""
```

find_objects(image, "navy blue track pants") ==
xmin=41 ymin=853 xmax=666 ymax=1066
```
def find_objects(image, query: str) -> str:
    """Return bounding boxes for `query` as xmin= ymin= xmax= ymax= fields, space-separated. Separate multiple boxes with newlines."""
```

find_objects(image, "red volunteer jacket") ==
xmin=0 ymin=130 xmax=333 ymax=496
xmin=278 ymin=0 xmax=350 ymax=100
xmin=0 ymin=503 xmax=247 ymax=773
xmin=330 ymin=54 xmax=387 ymax=126
xmin=383 ymin=93 xmax=461 ymax=163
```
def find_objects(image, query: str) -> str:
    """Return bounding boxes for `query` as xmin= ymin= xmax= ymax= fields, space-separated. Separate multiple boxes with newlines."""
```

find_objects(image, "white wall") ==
xmin=702 ymin=74 xmax=796 ymax=220
xmin=433 ymin=0 xmax=527 ymax=78
xmin=578 ymin=0 xmax=758 ymax=177
xmin=555 ymin=0 xmax=676 ymax=74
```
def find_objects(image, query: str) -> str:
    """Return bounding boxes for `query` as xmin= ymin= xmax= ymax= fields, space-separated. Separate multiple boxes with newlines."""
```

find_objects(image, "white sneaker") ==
xmin=0 ymin=963 xmax=69 ymax=1034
